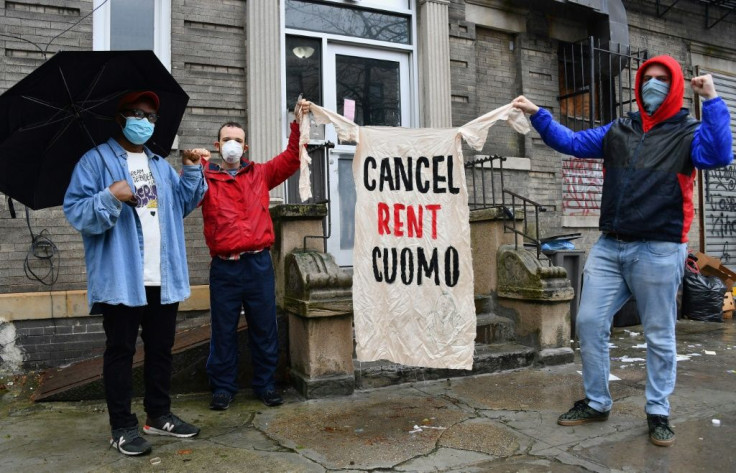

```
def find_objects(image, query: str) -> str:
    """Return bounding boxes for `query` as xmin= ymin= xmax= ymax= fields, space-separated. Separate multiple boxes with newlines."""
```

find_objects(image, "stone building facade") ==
xmin=1 ymin=0 xmax=735 ymax=370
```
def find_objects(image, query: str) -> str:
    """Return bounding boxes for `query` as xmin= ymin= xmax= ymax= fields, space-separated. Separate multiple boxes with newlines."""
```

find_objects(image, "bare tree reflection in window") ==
xmin=335 ymin=55 xmax=401 ymax=135
xmin=285 ymin=0 xmax=411 ymax=45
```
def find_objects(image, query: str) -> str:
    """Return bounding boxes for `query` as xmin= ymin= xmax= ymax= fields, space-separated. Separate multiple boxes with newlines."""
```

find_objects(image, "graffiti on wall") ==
xmin=562 ymin=158 xmax=603 ymax=216
xmin=704 ymin=165 xmax=736 ymax=268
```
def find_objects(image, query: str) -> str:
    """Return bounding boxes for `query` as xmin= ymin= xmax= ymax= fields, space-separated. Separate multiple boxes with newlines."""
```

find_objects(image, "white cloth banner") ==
xmin=299 ymin=104 xmax=530 ymax=370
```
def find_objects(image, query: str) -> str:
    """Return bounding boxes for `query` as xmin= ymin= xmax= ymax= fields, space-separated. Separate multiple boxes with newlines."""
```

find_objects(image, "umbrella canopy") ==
xmin=0 ymin=50 xmax=189 ymax=210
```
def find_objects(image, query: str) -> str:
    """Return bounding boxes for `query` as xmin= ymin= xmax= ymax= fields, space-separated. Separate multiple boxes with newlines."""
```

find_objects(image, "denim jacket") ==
xmin=64 ymin=138 xmax=207 ymax=311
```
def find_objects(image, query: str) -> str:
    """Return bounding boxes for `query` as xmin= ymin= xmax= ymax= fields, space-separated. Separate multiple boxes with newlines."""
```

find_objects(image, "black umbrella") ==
xmin=0 ymin=50 xmax=189 ymax=210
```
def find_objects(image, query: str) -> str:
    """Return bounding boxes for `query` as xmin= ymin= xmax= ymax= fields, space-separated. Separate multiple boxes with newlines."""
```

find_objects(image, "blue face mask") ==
xmin=641 ymin=78 xmax=670 ymax=115
xmin=122 ymin=116 xmax=155 ymax=145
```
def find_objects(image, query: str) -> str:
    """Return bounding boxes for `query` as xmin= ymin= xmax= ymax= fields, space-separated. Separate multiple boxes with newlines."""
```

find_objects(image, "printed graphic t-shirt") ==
xmin=127 ymin=151 xmax=162 ymax=286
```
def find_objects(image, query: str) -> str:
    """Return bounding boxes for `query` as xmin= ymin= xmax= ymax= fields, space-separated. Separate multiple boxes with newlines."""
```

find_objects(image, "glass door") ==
xmin=324 ymin=44 xmax=411 ymax=266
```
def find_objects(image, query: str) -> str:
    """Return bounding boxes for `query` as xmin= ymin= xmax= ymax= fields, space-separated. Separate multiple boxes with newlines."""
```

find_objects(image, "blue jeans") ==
xmin=206 ymin=251 xmax=279 ymax=396
xmin=577 ymin=235 xmax=687 ymax=416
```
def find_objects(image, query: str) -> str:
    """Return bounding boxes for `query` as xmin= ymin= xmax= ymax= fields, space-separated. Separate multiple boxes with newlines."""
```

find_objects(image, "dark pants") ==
xmin=100 ymin=286 xmax=178 ymax=429
xmin=206 ymin=250 xmax=279 ymax=396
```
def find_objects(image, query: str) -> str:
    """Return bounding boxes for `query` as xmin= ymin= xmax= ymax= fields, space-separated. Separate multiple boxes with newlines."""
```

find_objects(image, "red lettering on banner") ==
xmin=406 ymin=205 xmax=422 ymax=238
xmin=393 ymin=203 xmax=405 ymax=236
xmin=376 ymin=203 xmax=443 ymax=240
xmin=378 ymin=202 xmax=390 ymax=235
xmin=426 ymin=204 xmax=441 ymax=239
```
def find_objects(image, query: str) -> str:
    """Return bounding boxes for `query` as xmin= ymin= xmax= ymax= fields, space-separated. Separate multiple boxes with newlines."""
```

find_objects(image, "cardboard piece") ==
xmin=694 ymin=251 xmax=736 ymax=291
xmin=724 ymin=292 xmax=734 ymax=319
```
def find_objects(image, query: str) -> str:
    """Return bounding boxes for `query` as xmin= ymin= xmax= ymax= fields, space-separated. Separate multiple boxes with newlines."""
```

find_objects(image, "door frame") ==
xmin=324 ymin=44 xmax=413 ymax=266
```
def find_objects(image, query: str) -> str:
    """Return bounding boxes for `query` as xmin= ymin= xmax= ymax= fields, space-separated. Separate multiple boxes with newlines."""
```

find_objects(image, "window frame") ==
xmin=92 ymin=0 xmax=171 ymax=71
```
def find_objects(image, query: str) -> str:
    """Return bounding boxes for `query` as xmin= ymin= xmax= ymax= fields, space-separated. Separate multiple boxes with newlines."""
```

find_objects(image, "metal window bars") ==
xmin=558 ymin=37 xmax=648 ymax=131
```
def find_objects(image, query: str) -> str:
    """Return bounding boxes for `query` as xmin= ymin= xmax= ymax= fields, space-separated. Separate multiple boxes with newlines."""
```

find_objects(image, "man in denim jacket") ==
xmin=64 ymin=91 xmax=207 ymax=456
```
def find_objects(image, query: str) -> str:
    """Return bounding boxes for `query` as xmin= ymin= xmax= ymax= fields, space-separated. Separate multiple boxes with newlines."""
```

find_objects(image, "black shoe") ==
xmin=110 ymin=426 xmax=152 ymax=456
xmin=210 ymin=392 xmax=233 ymax=411
xmin=558 ymin=399 xmax=610 ymax=426
xmin=143 ymin=412 xmax=200 ymax=438
xmin=648 ymin=414 xmax=676 ymax=447
xmin=258 ymin=390 xmax=283 ymax=407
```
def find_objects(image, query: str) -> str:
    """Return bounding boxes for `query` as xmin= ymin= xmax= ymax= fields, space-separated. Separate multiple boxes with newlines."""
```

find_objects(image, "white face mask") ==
xmin=221 ymin=140 xmax=243 ymax=164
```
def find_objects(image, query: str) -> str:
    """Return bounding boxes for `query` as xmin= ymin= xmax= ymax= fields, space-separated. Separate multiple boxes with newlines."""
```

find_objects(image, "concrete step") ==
xmin=476 ymin=312 xmax=516 ymax=344
xmin=33 ymin=320 xmax=249 ymax=402
xmin=354 ymin=342 xmax=535 ymax=389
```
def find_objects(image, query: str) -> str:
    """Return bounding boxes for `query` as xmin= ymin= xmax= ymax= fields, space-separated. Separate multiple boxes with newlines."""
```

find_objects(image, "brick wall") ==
xmin=4 ymin=308 xmax=300 ymax=374
xmin=0 ymin=0 xmax=250 ymax=295
xmin=169 ymin=0 xmax=248 ymax=285
xmin=3 ymin=0 xmax=736 ymax=363
xmin=450 ymin=0 xmax=736 ymax=247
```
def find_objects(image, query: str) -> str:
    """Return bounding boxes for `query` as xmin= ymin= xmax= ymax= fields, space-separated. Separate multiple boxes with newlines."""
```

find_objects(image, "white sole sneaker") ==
xmin=143 ymin=424 xmax=199 ymax=438
xmin=110 ymin=437 xmax=152 ymax=456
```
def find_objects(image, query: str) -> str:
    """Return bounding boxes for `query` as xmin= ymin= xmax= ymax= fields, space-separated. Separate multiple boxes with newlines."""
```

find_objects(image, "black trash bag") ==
xmin=682 ymin=257 xmax=725 ymax=322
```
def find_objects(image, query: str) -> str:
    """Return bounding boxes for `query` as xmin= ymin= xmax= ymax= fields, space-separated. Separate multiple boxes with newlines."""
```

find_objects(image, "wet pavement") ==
xmin=1 ymin=318 xmax=734 ymax=472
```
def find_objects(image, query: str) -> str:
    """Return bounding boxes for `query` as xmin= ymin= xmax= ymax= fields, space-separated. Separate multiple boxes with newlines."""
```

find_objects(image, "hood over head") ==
xmin=635 ymin=55 xmax=684 ymax=132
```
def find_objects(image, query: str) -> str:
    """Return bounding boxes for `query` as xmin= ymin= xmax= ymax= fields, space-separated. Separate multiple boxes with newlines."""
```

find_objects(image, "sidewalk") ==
xmin=1 ymin=319 xmax=734 ymax=473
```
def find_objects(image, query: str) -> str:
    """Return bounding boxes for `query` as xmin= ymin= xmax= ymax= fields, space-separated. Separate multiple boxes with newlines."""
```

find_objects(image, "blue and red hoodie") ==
xmin=530 ymin=55 xmax=733 ymax=243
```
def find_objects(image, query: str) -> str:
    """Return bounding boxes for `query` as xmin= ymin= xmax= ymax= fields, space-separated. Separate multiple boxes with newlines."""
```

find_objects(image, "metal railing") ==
xmin=502 ymin=190 xmax=547 ymax=260
xmin=285 ymin=141 xmax=335 ymax=252
xmin=464 ymin=155 xmax=547 ymax=259
xmin=466 ymin=154 xmax=506 ymax=210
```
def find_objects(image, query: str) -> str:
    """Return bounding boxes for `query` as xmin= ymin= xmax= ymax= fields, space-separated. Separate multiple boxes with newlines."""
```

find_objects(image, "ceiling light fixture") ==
xmin=292 ymin=46 xmax=315 ymax=59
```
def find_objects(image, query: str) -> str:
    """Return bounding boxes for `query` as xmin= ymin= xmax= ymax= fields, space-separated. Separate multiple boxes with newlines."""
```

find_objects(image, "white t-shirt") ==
xmin=127 ymin=151 xmax=161 ymax=286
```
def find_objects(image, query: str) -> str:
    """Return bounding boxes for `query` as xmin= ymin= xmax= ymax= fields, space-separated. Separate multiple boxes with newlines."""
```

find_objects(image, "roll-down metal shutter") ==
xmin=699 ymin=68 xmax=736 ymax=270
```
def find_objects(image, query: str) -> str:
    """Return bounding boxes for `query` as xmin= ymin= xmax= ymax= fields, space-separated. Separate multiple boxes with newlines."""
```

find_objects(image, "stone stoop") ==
xmin=474 ymin=294 xmax=517 ymax=344
xmin=475 ymin=313 xmax=516 ymax=344
xmin=354 ymin=343 xmax=536 ymax=390
xmin=353 ymin=294 xmax=534 ymax=390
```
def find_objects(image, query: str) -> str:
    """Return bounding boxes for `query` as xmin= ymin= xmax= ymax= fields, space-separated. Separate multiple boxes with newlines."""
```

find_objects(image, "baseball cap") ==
xmin=117 ymin=91 xmax=160 ymax=111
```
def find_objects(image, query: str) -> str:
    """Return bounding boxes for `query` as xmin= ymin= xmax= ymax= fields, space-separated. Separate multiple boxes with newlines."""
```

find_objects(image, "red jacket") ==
xmin=200 ymin=121 xmax=301 ymax=257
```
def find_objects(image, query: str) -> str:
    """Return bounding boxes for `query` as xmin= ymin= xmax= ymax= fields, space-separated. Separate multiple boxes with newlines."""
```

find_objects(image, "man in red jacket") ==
xmin=190 ymin=99 xmax=310 ymax=410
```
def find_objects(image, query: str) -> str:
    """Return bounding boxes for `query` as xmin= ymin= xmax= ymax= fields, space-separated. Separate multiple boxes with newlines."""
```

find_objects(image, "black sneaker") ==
xmin=558 ymin=399 xmax=610 ymax=426
xmin=210 ymin=392 xmax=233 ymax=411
xmin=110 ymin=426 xmax=152 ymax=456
xmin=258 ymin=390 xmax=284 ymax=407
xmin=143 ymin=413 xmax=200 ymax=438
xmin=648 ymin=414 xmax=676 ymax=447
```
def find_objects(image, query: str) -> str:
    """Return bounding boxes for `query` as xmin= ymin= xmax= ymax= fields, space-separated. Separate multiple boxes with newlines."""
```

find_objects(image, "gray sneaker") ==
xmin=558 ymin=399 xmax=610 ymax=426
xmin=143 ymin=413 xmax=200 ymax=438
xmin=648 ymin=414 xmax=676 ymax=446
xmin=110 ymin=426 xmax=152 ymax=456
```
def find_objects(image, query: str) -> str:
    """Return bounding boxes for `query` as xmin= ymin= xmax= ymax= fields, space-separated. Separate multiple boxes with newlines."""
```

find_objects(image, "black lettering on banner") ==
xmin=400 ymin=247 xmax=414 ymax=284
xmin=445 ymin=246 xmax=459 ymax=287
xmin=364 ymin=156 xmax=377 ymax=191
xmin=383 ymin=247 xmax=398 ymax=283
xmin=432 ymin=155 xmax=446 ymax=193
xmin=365 ymin=155 xmax=458 ymax=195
xmin=416 ymin=156 xmax=430 ymax=193
xmin=372 ymin=246 xmax=382 ymax=282
xmin=447 ymin=155 xmax=460 ymax=194
xmin=371 ymin=246 xmax=459 ymax=286
xmin=417 ymin=247 xmax=439 ymax=285
xmin=395 ymin=157 xmax=413 ymax=191
xmin=379 ymin=158 xmax=395 ymax=191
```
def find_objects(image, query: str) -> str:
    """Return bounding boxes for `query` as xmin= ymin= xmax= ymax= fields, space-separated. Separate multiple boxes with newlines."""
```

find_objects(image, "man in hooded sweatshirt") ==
xmin=512 ymin=55 xmax=732 ymax=447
